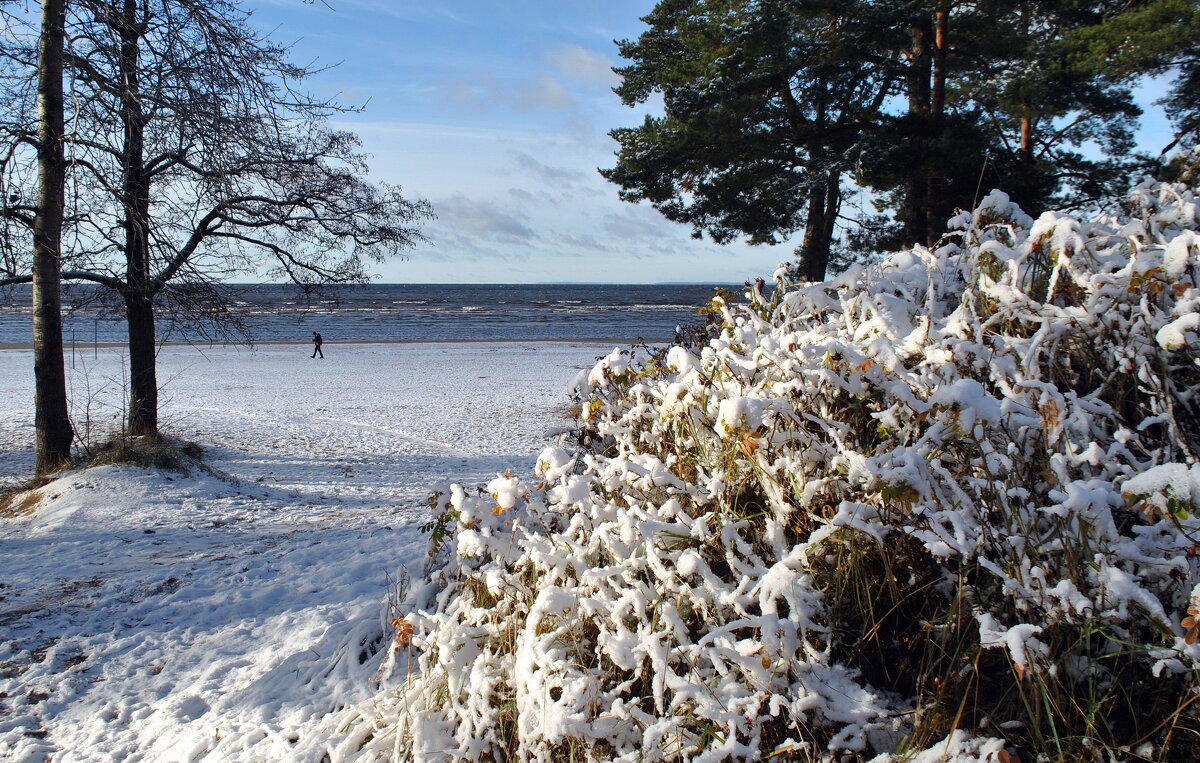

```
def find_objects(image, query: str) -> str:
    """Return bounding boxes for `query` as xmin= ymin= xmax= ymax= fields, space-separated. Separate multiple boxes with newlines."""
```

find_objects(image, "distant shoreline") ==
xmin=0 ymin=336 xmax=671 ymax=351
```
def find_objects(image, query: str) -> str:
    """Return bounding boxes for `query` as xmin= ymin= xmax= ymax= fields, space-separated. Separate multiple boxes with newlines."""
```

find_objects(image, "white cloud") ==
xmin=602 ymin=203 xmax=679 ymax=241
xmin=433 ymin=194 xmax=537 ymax=244
xmin=511 ymin=152 xmax=588 ymax=186
xmin=515 ymin=73 xmax=575 ymax=111
xmin=435 ymin=72 xmax=576 ymax=114
xmin=546 ymin=44 xmax=619 ymax=87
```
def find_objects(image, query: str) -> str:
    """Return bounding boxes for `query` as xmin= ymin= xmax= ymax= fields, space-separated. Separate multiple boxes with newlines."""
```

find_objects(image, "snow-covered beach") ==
xmin=0 ymin=340 xmax=606 ymax=761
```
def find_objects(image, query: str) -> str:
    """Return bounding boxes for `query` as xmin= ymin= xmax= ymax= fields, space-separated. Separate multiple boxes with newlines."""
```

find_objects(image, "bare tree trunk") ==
xmin=797 ymin=183 xmax=827 ymax=281
xmin=1016 ymin=1 xmax=1034 ymax=168
xmin=118 ymin=0 xmax=157 ymax=437
xmin=32 ymin=0 xmax=74 ymax=472
xmin=124 ymin=290 xmax=157 ymax=435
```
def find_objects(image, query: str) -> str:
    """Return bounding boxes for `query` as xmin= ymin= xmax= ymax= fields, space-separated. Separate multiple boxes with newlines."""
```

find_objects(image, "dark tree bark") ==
xmin=931 ymin=3 xmax=949 ymax=116
xmin=116 ymin=0 xmax=157 ymax=436
xmin=903 ymin=16 xmax=933 ymax=246
xmin=32 ymin=0 xmax=74 ymax=471
xmin=925 ymin=2 xmax=951 ymax=246
xmin=900 ymin=3 xmax=956 ymax=248
xmin=796 ymin=171 xmax=840 ymax=281
xmin=124 ymin=291 xmax=157 ymax=435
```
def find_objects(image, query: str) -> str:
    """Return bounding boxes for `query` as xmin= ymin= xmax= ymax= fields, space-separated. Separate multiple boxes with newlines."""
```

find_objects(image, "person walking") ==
xmin=311 ymin=331 xmax=324 ymax=358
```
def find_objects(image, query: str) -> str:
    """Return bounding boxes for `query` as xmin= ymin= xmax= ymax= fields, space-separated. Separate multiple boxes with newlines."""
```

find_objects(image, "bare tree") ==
xmin=31 ymin=0 xmax=73 ymax=469
xmin=0 ymin=0 xmax=77 ymax=472
xmin=4 ymin=0 xmax=431 ymax=438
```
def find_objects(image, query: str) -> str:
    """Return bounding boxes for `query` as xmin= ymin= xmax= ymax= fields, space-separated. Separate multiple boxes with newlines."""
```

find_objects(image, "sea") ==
xmin=0 ymin=283 xmax=737 ymax=345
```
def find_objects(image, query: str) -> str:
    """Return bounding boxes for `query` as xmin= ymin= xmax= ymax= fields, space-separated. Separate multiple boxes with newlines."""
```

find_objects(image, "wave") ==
xmin=0 ymin=284 xmax=723 ymax=343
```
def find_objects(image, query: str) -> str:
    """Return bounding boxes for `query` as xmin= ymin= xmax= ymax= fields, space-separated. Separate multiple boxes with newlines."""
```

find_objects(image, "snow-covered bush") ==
xmin=350 ymin=179 xmax=1200 ymax=761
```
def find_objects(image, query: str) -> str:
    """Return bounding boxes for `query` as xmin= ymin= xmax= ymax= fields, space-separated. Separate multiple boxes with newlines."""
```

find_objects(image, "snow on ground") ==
xmin=0 ymin=340 xmax=607 ymax=761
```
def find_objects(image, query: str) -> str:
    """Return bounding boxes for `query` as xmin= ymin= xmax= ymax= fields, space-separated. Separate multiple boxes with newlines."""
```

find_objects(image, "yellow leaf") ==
xmin=739 ymin=436 xmax=761 ymax=458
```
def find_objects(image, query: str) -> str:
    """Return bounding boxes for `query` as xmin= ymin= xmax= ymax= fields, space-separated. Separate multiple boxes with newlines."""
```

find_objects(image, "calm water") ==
xmin=0 ymin=283 xmax=734 ymax=344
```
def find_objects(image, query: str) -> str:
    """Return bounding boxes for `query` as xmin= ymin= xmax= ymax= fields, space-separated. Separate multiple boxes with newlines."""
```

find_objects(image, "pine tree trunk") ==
xmin=903 ymin=18 xmax=933 ymax=247
xmin=925 ymin=3 xmax=951 ymax=246
xmin=820 ymin=172 xmax=840 ymax=261
xmin=1010 ymin=113 xmax=1038 ymax=208
xmin=118 ymin=0 xmax=158 ymax=437
xmin=796 ymin=171 xmax=840 ymax=282
xmin=907 ymin=21 xmax=932 ymax=116
xmin=797 ymin=183 xmax=827 ymax=281
xmin=1019 ymin=115 xmax=1033 ymax=163
xmin=931 ymin=4 xmax=948 ymax=117
xmin=32 ymin=0 xmax=73 ymax=472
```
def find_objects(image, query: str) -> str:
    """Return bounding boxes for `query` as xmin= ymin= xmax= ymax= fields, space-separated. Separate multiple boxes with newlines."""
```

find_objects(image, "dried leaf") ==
xmin=739 ymin=436 xmax=761 ymax=458
xmin=391 ymin=616 xmax=414 ymax=647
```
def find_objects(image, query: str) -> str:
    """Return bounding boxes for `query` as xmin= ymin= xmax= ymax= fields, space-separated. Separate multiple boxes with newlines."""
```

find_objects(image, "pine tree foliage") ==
xmin=603 ymin=0 xmax=892 ymax=281
xmin=606 ymin=0 xmax=1200 ymax=280
xmin=1063 ymin=0 xmax=1200 ymax=154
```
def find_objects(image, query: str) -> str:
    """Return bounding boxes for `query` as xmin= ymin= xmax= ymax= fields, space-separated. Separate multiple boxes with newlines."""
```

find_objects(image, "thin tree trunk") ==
xmin=1017 ymin=1 xmax=1033 ymax=166
xmin=1010 ymin=113 xmax=1039 ymax=208
xmin=32 ymin=0 xmax=74 ymax=472
xmin=907 ymin=20 xmax=932 ymax=116
xmin=118 ymin=0 xmax=157 ymax=437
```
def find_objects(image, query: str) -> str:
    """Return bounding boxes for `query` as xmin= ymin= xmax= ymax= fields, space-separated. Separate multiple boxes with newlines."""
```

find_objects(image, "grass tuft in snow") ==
xmin=84 ymin=434 xmax=213 ymax=476
xmin=0 ymin=479 xmax=50 ymax=518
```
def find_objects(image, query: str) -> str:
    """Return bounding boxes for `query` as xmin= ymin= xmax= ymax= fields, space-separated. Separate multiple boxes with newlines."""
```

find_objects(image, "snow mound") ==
xmin=336 ymin=178 xmax=1200 ymax=760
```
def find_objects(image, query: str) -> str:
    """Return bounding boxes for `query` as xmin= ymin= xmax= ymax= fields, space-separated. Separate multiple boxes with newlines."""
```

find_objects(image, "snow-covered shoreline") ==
xmin=0 ymin=341 xmax=606 ymax=761
xmin=0 ymin=337 xmax=656 ymax=352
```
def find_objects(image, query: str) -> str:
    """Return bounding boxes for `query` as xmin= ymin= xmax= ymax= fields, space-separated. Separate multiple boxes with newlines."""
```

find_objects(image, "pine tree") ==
xmin=603 ymin=0 xmax=892 ymax=281
xmin=606 ymin=0 xmax=1194 ymax=267
xmin=966 ymin=0 xmax=1144 ymax=208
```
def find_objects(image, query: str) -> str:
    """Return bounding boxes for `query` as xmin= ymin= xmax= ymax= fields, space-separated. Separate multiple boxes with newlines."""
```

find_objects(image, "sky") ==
xmin=246 ymin=0 xmax=1180 ymax=285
